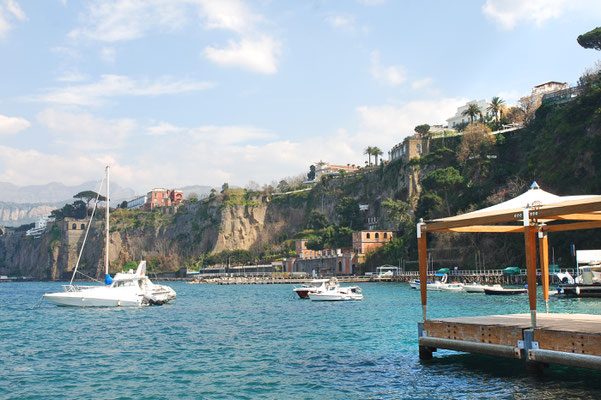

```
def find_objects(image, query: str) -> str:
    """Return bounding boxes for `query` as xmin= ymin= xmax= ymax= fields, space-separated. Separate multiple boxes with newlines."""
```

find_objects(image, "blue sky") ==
xmin=0 ymin=0 xmax=599 ymax=194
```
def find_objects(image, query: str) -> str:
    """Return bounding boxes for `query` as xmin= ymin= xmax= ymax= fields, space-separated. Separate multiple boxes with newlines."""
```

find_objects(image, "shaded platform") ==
xmin=419 ymin=313 xmax=601 ymax=372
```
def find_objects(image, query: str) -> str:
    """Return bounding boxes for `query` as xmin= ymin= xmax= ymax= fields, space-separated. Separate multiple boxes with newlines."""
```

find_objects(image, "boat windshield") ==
xmin=113 ymin=280 xmax=136 ymax=287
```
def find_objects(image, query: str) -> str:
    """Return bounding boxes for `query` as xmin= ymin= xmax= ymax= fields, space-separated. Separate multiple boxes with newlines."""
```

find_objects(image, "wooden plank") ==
xmin=524 ymin=225 xmax=538 ymax=314
xmin=423 ymin=321 xmax=523 ymax=347
xmin=418 ymin=234 xmax=427 ymax=314
xmin=545 ymin=221 xmax=601 ymax=232
xmin=539 ymin=233 xmax=549 ymax=301
xmin=534 ymin=330 xmax=601 ymax=357
xmin=438 ymin=225 xmax=524 ymax=233
xmin=553 ymin=213 xmax=601 ymax=221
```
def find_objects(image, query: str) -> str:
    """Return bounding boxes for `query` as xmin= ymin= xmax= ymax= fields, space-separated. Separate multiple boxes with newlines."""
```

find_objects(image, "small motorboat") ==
xmin=293 ymin=279 xmax=330 ymax=299
xmin=308 ymin=278 xmax=364 ymax=301
xmin=463 ymin=283 xmax=502 ymax=293
xmin=483 ymin=286 xmax=527 ymax=295
xmin=440 ymin=282 xmax=464 ymax=292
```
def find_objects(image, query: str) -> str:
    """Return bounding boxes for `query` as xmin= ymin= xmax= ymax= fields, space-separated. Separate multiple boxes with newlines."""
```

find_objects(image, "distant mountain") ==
xmin=0 ymin=181 xmax=136 ymax=227
xmin=176 ymin=185 xmax=214 ymax=199
xmin=0 ymin=181 xmax=136 ymax=204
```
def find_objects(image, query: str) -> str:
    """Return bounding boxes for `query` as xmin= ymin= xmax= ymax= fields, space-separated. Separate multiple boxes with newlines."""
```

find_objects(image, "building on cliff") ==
xmin=128 ymin=189 xmax=183 ymax=210
xmin=446 ymin=99 xmax=492 ymax=129
xmin=389 ymin=134 xmax=430 ymax=163
xmin=283 ymin=230 xmax=393 ymax=276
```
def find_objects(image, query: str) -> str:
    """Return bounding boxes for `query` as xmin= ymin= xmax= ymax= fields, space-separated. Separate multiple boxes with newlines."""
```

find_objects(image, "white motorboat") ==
xmin=426 ymin=273 xmax=448 ymax=291
xmin=43 ymin=261 xmax=176 ymax=307
xmin=293 ymin=279 xmax=330 ymax=299
xmin=43 ymin=166 xmax=176 ymax=307
xmin=440 ymin=282 xmax=464 ymax=292
xmin=463 ymin=283 xmax=502 ymax=293
xmin=308 ymin=278 xmax=364 ymax=301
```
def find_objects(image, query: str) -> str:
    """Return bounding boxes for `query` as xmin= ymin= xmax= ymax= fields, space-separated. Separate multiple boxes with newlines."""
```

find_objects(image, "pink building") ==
xmin=146 ymin=188 xmax=184 ymax=209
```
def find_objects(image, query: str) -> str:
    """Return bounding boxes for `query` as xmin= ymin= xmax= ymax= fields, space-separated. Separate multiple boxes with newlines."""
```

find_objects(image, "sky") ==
xmin=0 ymin=0 xmax=600 ymax=194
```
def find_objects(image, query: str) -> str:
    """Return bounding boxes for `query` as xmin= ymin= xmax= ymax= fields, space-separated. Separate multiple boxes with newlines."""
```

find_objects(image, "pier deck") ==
xmin=419 ymin=313 xmax=601 ymax=371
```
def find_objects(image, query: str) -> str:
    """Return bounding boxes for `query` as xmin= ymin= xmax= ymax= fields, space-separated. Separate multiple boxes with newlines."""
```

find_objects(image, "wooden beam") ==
xmin=533 ymin=200 xmax=601 ymax=220
xmin=418 ymin=233 xmax=428 ymax=321
xmin=425 ymin=211 xmax=524 ymax=231
xmin=545 ymin=221 xmax=601 ymax=232
xmin=539 ymin=232 xmax=550 ymax=303
xmin=439 ymin=225 xmax=524 ymax=233
xmin=553 ymin=213 xmax=601 ymax=221
xmin=525 ymin=225 xmax=538 ymax=326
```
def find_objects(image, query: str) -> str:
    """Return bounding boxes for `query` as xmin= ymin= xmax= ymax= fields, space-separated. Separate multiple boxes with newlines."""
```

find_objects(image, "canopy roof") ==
xmin=423 ymin=182 xmax=601 ymax=233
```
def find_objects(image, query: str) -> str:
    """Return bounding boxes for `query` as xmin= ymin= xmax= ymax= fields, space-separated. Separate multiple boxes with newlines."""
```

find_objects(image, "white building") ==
xmin=127 ymin=195 xmax=147 ymax=210
xmin=532 ymin=81 xmax=568 ymax=96
xmin=26 ymin=215 xmax=55 ymax=238
xmin=446 ymin=99 xmax=492 ymax=128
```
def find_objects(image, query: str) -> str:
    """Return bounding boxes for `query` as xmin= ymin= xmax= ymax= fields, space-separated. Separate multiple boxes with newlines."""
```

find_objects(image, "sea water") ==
xmin=2 ymin=282 xmax=601 ymax=399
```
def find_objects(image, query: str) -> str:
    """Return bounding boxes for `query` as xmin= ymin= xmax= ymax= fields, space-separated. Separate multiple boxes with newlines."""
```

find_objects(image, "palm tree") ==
xmin=461 ymin=103 xmax=482 ymax=123
xmin=364 ymin=146 xmax=374 ymax=166
xmin=487 ymin=97 xmax=505 ymax=122
xmin=372 ymin=146 xmax=383 ymax=165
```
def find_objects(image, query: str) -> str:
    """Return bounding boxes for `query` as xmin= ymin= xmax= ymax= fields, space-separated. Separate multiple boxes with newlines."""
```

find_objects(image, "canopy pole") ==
xmin=524 ymin=208 xmax=537 ymax=328
xmin=538 ymin=230 xmax=550 ymax=313
xmin=418 ymin=222 xmax=428 ymax=321
xmin=105 ymin=165 xmax=110 ymax=276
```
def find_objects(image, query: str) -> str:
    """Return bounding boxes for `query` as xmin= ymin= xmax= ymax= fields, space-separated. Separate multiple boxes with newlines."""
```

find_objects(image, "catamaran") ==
xmin=43 ymin=166 xmax=176 ymax=307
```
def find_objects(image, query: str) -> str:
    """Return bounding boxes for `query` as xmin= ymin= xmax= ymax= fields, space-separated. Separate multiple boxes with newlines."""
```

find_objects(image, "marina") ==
xmin=417 ymin=183 xmax=601 ymax=374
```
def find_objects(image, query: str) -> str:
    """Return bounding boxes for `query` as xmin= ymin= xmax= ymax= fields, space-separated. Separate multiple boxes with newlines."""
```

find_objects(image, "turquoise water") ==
xmin=2 ymin=282 xmax=601 ymax=399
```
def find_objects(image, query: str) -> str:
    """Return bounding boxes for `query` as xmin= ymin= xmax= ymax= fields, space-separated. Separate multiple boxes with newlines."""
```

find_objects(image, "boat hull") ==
xmin=308 ymin=293 xmax=363 ymax=301
xmin=43 ymin=291 xmax=143 ymax=307
xmin=483 ymin=288 xmax=527 ymax=295
xmin=558 ymin=284 xmax=601 ymax=298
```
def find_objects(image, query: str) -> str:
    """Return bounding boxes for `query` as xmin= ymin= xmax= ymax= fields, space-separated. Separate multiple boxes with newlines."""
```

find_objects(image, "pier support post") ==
xmin=418 ymin=322 xmax=434 ymax=360
xmin=418 ymin=222 xmax=428 ymax=321
xmin=538 ymin=230 xmax=550 ymax=313
xmin=523 ymin=210 xmax=537 ymax=328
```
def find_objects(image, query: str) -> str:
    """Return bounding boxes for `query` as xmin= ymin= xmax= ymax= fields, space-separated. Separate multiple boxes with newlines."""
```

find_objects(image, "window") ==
xmin=384 ymin=233 xmax=388 ymax=238
xmin=72 ymin=223 xmax=76 ymax=229
xmin=81 ymin=224 xmax=85 ymax=229
xmin=338 ymin=261 xmax=342 ymax=272
xmin=366 ymin=233 xmax=371 ymax=239
xmin=375 ymin=233 xmax=380 ymax=239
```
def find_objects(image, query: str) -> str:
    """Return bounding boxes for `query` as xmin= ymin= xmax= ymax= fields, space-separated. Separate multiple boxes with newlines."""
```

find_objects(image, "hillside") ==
xmin=1 ymin=73 xmax=600 ymax=279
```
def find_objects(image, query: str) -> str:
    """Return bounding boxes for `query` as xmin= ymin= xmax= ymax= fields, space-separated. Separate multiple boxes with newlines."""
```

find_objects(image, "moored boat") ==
xmin=483 ymin=287 xmax=527 ymax=295
xmin=463 ymin=283 xmax=503 ymax=293
xmin=308 ymin=277 xmax=364 ymax=301
xmin=293 ymin=279 xmax=330 ymax=299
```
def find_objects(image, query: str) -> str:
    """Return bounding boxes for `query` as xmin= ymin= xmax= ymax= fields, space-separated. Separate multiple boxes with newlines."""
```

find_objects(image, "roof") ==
xmin=534 ymin=81 xmax=567 ymax=87
xmin=422 ymin=182 xmax=601 ymax=233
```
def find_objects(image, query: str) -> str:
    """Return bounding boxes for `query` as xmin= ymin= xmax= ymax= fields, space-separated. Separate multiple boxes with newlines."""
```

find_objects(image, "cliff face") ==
xmin=0 ymin=195 xmax=310 ymax=279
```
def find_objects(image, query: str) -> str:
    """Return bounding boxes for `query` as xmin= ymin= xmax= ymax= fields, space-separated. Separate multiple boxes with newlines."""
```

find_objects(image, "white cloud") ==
xmin=100 ymin=47 xmax=116 ymax=63
xmin=0 ymin=114 xmax=30 ymax=135
xmin=357 ymin=0 xmax=386 ymax=5
xmin=204 ymin=36 xmax=281 ymax=74
xmin=198 ymin=0 xmax=260 ymax=33
xmin=27 ymin=74 xmax=214 ymax=106
xmin=370 ymin=51 xmax=407 ymax=86
xmin=481 ymin=0 xmax=601 ymax=29
xmin=37 ymin=108 xmax=136 ymax=150
xmin=411 ymin=77 xmax=433 ymax=90
xmin=353 ymin=98 xmax=467 ymax=150
xmin=0 ymin=0 xmax=26 ymax=39
xmin=147 ymin=122 xmax=185 ymax=136
xmin=326 ymin=15 xmax=354 ymax=29
xmin=68 ymin=0 xmax=189 ymax=42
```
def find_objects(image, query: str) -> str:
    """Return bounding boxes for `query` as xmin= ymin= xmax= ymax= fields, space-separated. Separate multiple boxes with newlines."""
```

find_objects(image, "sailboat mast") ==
xmin=105 ymin=165 xmax=110 ymax=276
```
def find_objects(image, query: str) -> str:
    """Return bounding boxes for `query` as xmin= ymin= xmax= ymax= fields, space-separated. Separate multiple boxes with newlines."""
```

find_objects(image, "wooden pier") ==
xmin=419 ymin=313 xmax=601 ymax=371
xmin=416 ymin=187 xmax=601 ymax=374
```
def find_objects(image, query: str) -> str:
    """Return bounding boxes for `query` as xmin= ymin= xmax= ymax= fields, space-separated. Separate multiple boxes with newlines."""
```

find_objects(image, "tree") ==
xmin=457 ymin=123 xmax=494 ymax=163
xmin=518 ymin=94 xmax=541 ymax=124
xmin=209 ymin=188 xmax=217 ymax=199
xmin=372 ymin=146 xmax=383 ymax=165
xmin=119 ymin=200 xmax=128 ymax=209
xmin=335 ymin=197 xmax=362 ymax=229
xmin=415 ymin=124 xmax=430 ymax=136
xmin=577 ymin=26 xmax=601 ymax=51
xmin=307 ymin=165 xmax=316 ymax=181
xmin=461 ymin=103 xmax=482 ymax=123
xmin=188 ymin=192 xmax=199 ymax=201
xmin=382 ymin=198 xmax=412 ymax=233
xmin=487 ymin=97 xmax=505 ymax=122
xmin=221 ymin=182 xmax=229 ymax=193
xmin=364 ymin=146 xmax=374 ymax=166
xmin=277 ymin=180 xmax=289 ymax=192
xmin=421 ymin=167 xmax=464 ymax=216
xmin=307 ymin=210 xmax=329 ymax=229
xmin=73 ymin=190 xmax=106 ymax=207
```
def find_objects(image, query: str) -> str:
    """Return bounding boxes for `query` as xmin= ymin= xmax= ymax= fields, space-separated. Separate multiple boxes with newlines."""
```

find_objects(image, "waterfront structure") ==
xmin=446 ymin=99 xmax=492 ymax=128
xmin=416 ymin=183 xmax=601 ymax=373
xmin=284 ymin=230 xmax=393 ymax=276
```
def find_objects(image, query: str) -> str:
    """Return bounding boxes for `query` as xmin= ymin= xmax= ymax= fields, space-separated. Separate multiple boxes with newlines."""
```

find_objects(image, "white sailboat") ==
xmin=43 ymin=166 xmax=176 ymax=307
